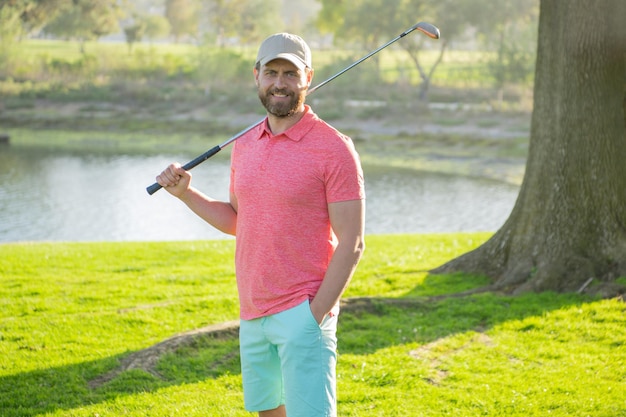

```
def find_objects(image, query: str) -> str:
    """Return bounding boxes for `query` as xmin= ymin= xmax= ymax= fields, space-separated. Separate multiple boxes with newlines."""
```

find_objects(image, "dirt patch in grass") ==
xmin=87 ymin=295 xmax=486 ymax=389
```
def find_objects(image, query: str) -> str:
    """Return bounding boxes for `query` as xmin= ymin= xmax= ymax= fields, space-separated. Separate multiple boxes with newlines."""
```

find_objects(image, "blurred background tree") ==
xmin=199 ymin=0 xmax=281 ymax=47
xmin=314 ymin=0 xmax=537 ymax=101
xmin=123 ymin=18 xmax=146 ymax=53
xmin=165 ymin=0 xmax=200 ymax=42
xmin=472 ymin=0 xmax=538 ymax=108
xmin=0 ymin=0 xmax=540 ymax=108
xmin=143 ymin=14 xmax=171 ymax=44
xmin=44 ymin=0 xmax=123 ymax=52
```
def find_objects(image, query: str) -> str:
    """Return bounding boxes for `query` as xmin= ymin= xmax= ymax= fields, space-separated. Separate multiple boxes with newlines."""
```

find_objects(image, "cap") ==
xmin=256 ymin=33 xmax=312 ymax=71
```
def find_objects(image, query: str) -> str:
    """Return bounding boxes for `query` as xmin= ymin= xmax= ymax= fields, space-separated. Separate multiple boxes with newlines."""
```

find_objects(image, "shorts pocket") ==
xmin=304 ymin=299 xmax=322 ymax=328
xmin=306 ymin=300 xmax=340 ymax=328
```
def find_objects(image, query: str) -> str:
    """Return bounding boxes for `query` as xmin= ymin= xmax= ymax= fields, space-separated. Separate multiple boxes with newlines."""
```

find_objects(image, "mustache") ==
xmin=269 ymin=88 xmax=292 ymax=96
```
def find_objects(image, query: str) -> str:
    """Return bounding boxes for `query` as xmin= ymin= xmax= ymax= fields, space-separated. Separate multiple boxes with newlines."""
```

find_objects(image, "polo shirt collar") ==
xmin=258 ymin=105 xmax=316 ymax=142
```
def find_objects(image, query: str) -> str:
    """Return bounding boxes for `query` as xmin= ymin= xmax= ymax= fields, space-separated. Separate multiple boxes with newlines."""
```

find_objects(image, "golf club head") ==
xmin=414 ymin=22 xmax=441 ymax=39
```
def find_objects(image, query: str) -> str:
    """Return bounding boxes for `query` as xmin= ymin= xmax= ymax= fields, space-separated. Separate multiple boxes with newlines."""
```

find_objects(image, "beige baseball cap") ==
xmin=256 ymin=33 xmax=312 ymax=71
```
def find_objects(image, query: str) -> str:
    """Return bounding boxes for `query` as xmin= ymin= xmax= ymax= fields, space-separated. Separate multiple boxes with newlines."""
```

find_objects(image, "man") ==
xmin=156 ymin=32 xmax=365 ymax=417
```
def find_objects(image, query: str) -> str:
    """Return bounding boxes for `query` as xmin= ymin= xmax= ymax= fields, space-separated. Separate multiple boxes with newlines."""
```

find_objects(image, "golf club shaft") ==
xmin=307 ymin=22 xmax=439 ymax=95
xmin=147 ymin=21 xmax=440 ymax=195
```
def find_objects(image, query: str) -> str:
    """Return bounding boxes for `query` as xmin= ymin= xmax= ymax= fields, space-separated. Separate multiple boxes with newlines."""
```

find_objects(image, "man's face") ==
xmin=255 ymin=59 xmax=312 ymax=118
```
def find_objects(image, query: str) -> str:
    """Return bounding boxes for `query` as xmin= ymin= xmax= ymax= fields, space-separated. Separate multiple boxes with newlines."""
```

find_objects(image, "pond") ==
xmin=0 ymin=146 xmax=519 ymax=242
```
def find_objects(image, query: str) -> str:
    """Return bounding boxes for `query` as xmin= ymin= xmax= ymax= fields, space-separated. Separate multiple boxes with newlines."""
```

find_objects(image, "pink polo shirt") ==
xmin=230 ymin=105 xmax=365 ymax=320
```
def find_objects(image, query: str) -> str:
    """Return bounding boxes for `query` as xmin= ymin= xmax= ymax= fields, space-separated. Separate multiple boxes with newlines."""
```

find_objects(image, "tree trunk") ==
xmin=432 ymin=0 xmax=626 ymax=295
xmin=403 ymin=39 xmax=448 ymax=101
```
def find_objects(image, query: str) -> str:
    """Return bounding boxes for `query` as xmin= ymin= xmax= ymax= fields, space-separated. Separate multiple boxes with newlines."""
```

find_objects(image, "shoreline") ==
xmin=1 ymin=100 xmax=530 ymax=185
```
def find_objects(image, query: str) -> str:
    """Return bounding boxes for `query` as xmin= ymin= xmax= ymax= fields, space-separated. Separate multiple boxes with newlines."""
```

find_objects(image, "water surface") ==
xmin=0 ymin=147 xmax=519 ymax=242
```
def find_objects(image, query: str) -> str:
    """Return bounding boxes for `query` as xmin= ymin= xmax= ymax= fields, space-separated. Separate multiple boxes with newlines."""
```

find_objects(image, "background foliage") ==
xmin=0 ymin=0 xmax=538 ymax=110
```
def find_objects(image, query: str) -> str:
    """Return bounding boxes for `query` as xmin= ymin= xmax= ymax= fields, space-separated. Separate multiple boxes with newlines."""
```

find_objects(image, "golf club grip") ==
xmin=146 ymin=181 xmax=163 ymax=195
xmin=145 ymin=145 xmax=222 ymax=195
xmin=182 ymin=145 xmax=222 ymax=170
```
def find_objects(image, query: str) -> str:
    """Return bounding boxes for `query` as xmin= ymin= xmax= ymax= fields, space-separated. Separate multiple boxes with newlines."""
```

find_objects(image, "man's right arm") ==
xmin=156 ymin=163 xmax=237 ymax=235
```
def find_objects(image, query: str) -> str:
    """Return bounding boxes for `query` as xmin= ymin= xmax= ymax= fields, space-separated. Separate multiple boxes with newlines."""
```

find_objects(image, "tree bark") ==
xmin=432 ymin=0 xmax=626 ymax=295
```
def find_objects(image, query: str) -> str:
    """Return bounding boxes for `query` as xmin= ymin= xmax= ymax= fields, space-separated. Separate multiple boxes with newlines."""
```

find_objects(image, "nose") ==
xmin=274 ymin=74 xmax=286 ymax=88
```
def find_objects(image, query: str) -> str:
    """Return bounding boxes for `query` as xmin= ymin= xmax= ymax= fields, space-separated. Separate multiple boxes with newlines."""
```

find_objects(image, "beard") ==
xmin=259 ymin=87 xmax=306 ymax=118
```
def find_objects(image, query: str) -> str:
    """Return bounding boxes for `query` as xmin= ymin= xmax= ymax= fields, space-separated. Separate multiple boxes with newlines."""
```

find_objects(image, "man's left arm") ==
xmin=310 ymin=199 xmax=366 ymax=324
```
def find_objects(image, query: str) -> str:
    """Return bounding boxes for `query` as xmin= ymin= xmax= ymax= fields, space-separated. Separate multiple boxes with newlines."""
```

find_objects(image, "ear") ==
xmin=306 ymin=68 xmax=314 ymax=87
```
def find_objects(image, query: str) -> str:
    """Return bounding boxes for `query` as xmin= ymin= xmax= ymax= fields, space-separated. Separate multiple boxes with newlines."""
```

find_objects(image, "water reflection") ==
xmin=0 ymin=147 xmax=519 ymax=242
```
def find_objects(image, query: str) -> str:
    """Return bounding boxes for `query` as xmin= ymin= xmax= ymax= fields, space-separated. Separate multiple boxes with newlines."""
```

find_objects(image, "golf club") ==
xmin=147 ymin=21 xmax=440 ymax=195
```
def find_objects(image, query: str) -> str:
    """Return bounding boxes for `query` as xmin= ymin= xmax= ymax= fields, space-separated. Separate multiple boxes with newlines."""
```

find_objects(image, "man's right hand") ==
xmin=155 ymin=163 xmax=192 ymax=198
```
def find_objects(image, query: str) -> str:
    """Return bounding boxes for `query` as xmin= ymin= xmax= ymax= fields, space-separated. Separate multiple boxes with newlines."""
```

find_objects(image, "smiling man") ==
xmin=156 ymin=33 xmax=365 ymax=417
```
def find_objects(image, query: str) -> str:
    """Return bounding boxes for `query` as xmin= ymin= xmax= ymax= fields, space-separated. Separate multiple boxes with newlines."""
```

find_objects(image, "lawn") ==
xmin=1 ymin=234 xmax=624 ymax=416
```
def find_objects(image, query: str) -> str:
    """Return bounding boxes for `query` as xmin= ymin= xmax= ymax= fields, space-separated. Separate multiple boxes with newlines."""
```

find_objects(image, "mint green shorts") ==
xmin=239 ymin=299 xmax=339 ymax=416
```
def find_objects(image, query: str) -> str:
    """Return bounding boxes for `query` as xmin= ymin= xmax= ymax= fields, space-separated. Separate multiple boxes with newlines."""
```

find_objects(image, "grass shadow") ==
xmin=0 ymin=337 xmax=241 ymax=416
xmin=0 ymin=273 xmax=593 ymax=416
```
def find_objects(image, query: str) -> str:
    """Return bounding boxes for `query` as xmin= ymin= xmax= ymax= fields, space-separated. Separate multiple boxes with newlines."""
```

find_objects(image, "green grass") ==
xmin=1 ymin=234 xmax=624 ymax=416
